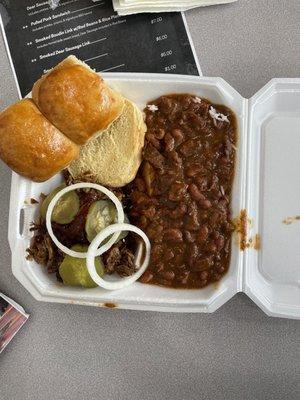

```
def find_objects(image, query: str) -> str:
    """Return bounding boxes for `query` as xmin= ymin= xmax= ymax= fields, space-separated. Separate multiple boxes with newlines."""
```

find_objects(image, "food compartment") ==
xmin=244 ymin=79 xmax=300 ymax=319
xmin=9 ymin=74 xmax=246 ymax=312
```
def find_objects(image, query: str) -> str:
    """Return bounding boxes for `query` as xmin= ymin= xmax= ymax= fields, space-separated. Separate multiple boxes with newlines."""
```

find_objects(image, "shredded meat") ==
xmin=51 ymin=202 xmax=91 ymax=248
xmin=28 ymin=221 xmax=137 ymax=279
xmin=103 ymin=242 xmax=136 ymax=277
xmin=27 ymin=175 xmax=137 ymax=281
xmin=103 ymin=244 xmax=122 ymax=274
xmin=117 ymin=248 xmax=136 ymax=276
xmin=27 ymin=222 xmax=63 ymax=274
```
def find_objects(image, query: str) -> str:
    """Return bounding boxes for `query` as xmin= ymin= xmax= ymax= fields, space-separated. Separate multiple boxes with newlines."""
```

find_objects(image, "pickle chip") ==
xmin=85 ymin=200 xmax=117 ymax=242
xmin=40 ymin=184 xmax=80 ymax=224
xmin=59 ymin=244 xmax=104 ymax=288
xmin=85 ymin=200 xmax=129 ymax=243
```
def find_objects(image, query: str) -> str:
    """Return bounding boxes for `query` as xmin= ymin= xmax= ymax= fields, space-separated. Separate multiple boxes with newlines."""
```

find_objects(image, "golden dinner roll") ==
xmin=68 ymin=99 xmax=146 ymax=187
xmin=32 ymin=56 xmax=124 ymax=145
xmin=0 ymin=99 xmax=79 ymax=182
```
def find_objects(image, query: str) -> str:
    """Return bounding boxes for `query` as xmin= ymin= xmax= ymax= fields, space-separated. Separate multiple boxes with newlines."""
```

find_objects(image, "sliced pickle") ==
xmin=85 ymin=200 xmax=128 ymax=243
xmin=40 ymin=184 xmax=80 ymax=224
xmin=59 ymin=244 xmax=104 ymax=288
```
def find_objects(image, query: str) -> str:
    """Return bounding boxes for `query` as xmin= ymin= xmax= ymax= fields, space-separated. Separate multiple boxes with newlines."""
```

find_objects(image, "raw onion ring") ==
xmin=46 ymin=183 xmax=124 ymax=259
xmin=86 ymin=223 xmax=151 ymax=290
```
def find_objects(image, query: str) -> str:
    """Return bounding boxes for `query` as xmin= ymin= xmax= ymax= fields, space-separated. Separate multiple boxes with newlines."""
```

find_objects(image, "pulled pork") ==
xmin=26 ymin=220 xmax=63 ymax=275
xmin=103 ymin=242 xmax=136 ymax=277
xmin=27 ymin=172 xmax=136 ymax=281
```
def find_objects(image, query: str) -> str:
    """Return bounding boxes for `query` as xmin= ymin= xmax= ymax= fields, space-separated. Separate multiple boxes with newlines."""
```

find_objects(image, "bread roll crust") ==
xmin=32 ymin=56 xmax=124 ymax=145
xmin=0 ymin=99 xmax=79 ymax=182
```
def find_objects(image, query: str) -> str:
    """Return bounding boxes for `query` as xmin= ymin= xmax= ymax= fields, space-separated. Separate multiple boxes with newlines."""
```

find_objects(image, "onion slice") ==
xmin=46 ymin=183 xmax=124 ymax=259
xmin=86 ymin=223 xmax=151 ymax=290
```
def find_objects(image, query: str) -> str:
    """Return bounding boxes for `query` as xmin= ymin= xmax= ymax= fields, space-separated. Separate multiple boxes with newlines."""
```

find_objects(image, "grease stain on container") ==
xmin=103 ymin=302 xmax=117 ymax=309
xmin=213 ymin=281 xmax=220 ymax=290
xmin=23 ymin=198 xmax=39 ymax=206
xmin=283 ymin=215 xmax=300 ymax=225
xmin=233 ymin=209 xmax=249 ymax=250
xmin=233 ymin=210 xmax=261 ymax=250
xmin=253 ymin=234 xmax=261 ymax=250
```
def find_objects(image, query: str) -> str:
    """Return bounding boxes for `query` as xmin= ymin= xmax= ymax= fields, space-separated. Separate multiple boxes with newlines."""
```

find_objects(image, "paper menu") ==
xmin=0 ymin=0 xmax=200 ymax=97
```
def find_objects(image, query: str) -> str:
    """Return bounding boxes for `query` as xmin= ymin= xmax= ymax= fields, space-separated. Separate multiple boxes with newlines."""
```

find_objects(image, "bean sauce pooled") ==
xmin=128 ymin=94 xmax=237 ymax=288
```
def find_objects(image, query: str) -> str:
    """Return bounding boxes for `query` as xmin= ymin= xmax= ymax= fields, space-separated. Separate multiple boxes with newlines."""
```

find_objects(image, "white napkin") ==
xmin=113 ymin=0 xmax=237 ymax=15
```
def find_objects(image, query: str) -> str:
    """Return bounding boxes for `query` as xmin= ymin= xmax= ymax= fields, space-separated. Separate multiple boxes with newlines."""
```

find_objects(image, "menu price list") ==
xmin=0 ymin=0 xmax=199 ymax=96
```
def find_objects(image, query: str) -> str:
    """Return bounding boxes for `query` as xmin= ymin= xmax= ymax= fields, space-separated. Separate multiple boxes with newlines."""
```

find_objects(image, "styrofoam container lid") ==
xmin=8 ymin=73 xmax=300 ymax=318
xmin=244 ymin=79 xmax=300 ymax=318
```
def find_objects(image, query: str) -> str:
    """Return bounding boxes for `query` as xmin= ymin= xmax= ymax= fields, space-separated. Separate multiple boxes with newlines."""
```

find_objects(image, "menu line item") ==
xmin=101 ymin=63 xmax=125 ymax=72
xmin=72 ymin=3 xmax=103 ymax=13
xmin=89 ymin=37 xmax=107 ymax=45
xmin=58 ymin=0 xmax=82 ymax=8
xmin=84 ymin=52 xmax=108 ymax=62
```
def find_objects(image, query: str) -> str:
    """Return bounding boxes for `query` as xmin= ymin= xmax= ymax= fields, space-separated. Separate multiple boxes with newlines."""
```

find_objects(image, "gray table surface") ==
xmin=0 ymin=0 xmax=299 ymax=399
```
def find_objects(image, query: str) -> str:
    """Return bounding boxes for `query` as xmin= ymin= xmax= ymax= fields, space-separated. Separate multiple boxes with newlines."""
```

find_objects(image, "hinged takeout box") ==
xmin=8 ymin=74 xmax=300 ymax=318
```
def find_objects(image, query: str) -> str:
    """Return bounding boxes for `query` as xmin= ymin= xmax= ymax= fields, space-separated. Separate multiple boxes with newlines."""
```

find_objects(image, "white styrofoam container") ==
xmin=8 ymin=73 xmax=300 ymax=319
